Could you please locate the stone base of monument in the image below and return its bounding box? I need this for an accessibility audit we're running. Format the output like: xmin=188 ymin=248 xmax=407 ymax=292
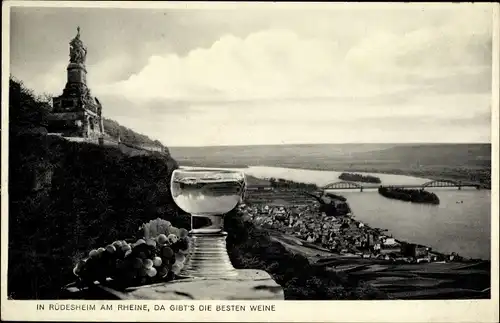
xmin=64 ymin=269 xmax=284 ymax=300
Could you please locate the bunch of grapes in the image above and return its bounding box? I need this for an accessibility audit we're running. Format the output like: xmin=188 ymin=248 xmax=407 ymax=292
xmin=73 ymin=226 xmax=190 ymax=289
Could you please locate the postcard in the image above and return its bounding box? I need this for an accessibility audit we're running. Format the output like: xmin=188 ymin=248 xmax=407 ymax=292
xmin=1 ymin=1 xmax=499 ymax=322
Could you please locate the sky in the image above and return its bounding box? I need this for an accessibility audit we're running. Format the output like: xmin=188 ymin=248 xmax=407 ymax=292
xmin=9 ymin=3 xmax=495 ymax=146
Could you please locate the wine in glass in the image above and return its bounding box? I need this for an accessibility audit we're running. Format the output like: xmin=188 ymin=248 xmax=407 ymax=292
xmin=170 ymin=168 xmax=246 ymax=278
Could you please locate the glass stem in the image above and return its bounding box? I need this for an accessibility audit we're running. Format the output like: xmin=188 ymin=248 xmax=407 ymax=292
xmin=191 ymin=214 xmax=224 ymax=234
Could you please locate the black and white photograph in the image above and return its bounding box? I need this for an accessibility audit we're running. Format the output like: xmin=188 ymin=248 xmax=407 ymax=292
xmin=2 ymin=1 xmax=499 ymax=321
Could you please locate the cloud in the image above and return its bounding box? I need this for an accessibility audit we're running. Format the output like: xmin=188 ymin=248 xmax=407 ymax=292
xmin=10 ymin=5 xmax=493 ymax=146
xmin=19 ymin=61 xmax=68 ymax=95
xmin=344 ymin=27 xmax=491 ymax=83
xmin=102 ymin=29 xmax=342 ymax=101
xmin=110 ymin=89 xmax=490 ymax=147
xmin=17 ymin=53 xmax=138 ymax=98
xmin=102 ymin=15 xmax=491 ymax=104
xmin=13 ymin=5 xmax=492 ymax=105
xmin=88 ymin=54 xmax=137 ymax=85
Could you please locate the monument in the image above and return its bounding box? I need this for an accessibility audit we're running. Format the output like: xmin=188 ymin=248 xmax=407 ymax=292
xmin=48 ymin=27 xmax=104 ymax=139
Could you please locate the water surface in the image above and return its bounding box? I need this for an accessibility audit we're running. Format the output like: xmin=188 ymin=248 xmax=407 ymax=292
xmin=342 ymin=189 xmax=491 ymax=260
xmin=182 ymin=165 xmax=491 ymax=260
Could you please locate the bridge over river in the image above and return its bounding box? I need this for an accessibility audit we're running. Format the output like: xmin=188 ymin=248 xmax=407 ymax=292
xmin=323 ymin=179 xmax=487 ymax=192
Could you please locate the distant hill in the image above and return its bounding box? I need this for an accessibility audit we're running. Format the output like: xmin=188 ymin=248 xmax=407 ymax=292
xmin=350 ymin=144 xmax=491 ymax=186
xmin=170 ymin=143 xmax=491 ymax=186
xmin=170 ymin=144 xmax=398 ymax=169
xmin=351 ymin=144 xmax=491 ymax=168
xmin=171 ymin=143 xmax=491 ymax=169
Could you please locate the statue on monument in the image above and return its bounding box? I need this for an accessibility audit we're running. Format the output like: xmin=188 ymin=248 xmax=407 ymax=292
xmin=69 ymin=26 xmax=87 ymax=64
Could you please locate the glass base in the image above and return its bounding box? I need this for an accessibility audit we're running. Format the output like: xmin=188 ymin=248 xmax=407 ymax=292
xmin=180 ymin=232 xmax=238 ymax=278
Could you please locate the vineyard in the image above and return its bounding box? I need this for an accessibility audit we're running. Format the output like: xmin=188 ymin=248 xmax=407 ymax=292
xmin=245 ymin=189 xmax=318 ymax=206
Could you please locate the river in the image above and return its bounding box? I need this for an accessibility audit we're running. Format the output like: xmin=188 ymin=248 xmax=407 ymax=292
xmin=180 ymin=165 xmax=491 ymax=260
xmin=341 ymin=189 xmax=490 ymax=260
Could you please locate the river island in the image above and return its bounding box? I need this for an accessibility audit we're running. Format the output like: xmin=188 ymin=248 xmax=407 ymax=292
xmin=378 ymin=186 xmax=440 ymax=205
xmin=243 ymin=176 xmax=483 ymax=263
xmin=339 ymin=172 xmax=382 ymax=184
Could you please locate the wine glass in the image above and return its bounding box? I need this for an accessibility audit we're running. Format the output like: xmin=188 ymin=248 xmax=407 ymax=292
xmin=170 ymin=168 xmax=246 ymax=278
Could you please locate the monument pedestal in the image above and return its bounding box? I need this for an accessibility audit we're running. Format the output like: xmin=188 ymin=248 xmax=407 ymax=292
xmin=64 ymin=269 xmax=284 ymax=300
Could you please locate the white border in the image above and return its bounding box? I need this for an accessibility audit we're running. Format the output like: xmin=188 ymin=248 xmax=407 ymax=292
xmin=1 ymin=2 xmax=499 ymax=322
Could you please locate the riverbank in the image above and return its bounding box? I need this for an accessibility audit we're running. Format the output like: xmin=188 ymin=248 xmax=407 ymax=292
xmin=243 ymin=184 xmax=485 ymax=263
xmin=182 ymin=164 xmax=490 ymax=259
xmin=178 ymin=162 xmax=490 ymax=189
xmin=181 ymin=165 xmax=433 ymax=187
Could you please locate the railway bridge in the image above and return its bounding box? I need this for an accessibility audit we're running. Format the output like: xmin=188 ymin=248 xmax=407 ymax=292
xmin=322 ymin=179 xmax=486 ymax=192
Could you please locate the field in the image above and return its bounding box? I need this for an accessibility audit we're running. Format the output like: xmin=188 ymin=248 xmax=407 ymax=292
xmin=170 ymin=143 xmax=491 ymax=186
xmin=245 ymin=189 xmax=317 ymax=206
xmin=266 ymin=229 xmax=491 ymax=300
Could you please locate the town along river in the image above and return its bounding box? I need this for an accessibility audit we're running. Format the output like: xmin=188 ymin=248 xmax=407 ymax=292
xmin=339 ymin=188 xmax=491 ymax=260
xmin=235 ymin=166 xmax=491 ymax=261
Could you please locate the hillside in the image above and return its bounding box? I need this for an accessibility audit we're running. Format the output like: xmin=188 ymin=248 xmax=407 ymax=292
xmin=8 ymin=79 xmax=183 ymax=298
xmin=8 ymin=79 xmax=385 ymax=300
xmin=102 ymin=118 xmax=169 ymax=153
xmin=9 ymin=77 xmax=169 ymax=153
xmin=8 ymin=134 xmax=182 ymax=299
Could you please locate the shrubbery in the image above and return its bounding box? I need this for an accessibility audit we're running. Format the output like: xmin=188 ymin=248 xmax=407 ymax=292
xmin=339 ymin=172 xmax=381 ymax=184
xmin=8 ymin=134 xmax=184 ymax=299
xmin=269 ymin=178 xmax=318 ymax=191
xmin=8 ymin=78 xmax=183 ymax=299
xmin=103 ymin=118 xmax=168 ymax=153
xmin=378 ymin=187 xmax=440 ymax=205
